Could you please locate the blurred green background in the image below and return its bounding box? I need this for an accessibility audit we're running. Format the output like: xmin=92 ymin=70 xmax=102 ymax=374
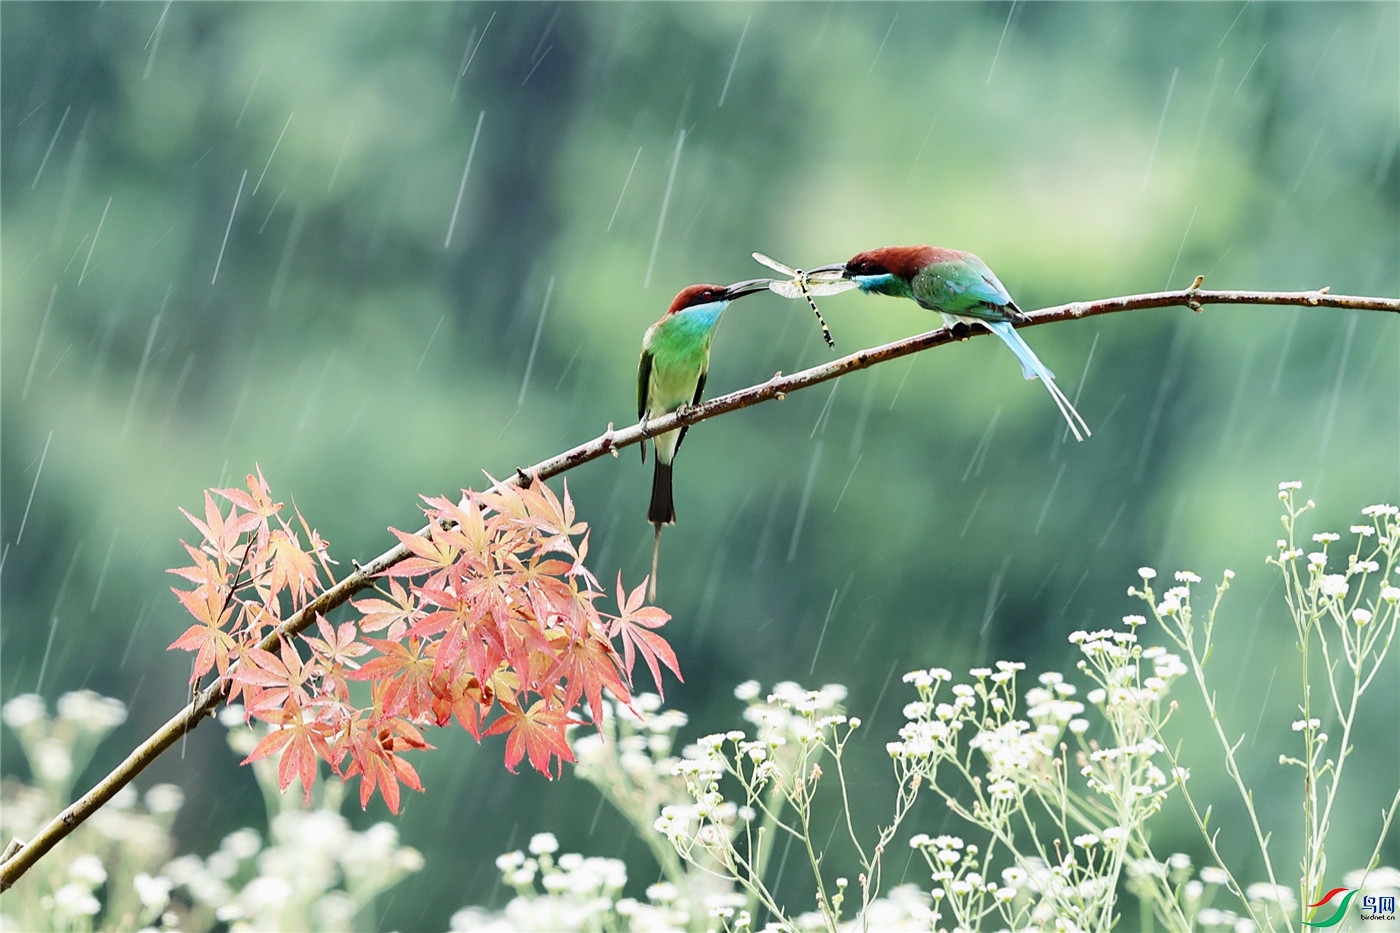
xmin=3 ymin=2 xmax=1397 ymax=928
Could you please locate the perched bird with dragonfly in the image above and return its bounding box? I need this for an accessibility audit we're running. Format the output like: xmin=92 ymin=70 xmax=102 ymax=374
xmin=638 ymin=278 xmax=772 ymax=597
xmin=804 ymin=245 xmax=1091 ymax=440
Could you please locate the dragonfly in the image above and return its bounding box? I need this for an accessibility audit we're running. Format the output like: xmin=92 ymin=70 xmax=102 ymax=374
xmin=751 ymin=252 xmax=854 ymax=350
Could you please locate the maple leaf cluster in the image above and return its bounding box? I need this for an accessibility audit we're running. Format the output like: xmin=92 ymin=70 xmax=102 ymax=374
xmin=168 ymin=469 xmax=679 ymax=813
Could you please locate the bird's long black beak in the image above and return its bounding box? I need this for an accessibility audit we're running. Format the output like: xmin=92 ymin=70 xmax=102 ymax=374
xmin=804 ymin=262 xmax=849 ymax=278
xmin=724 ymin=278 xmax=774 ymax=299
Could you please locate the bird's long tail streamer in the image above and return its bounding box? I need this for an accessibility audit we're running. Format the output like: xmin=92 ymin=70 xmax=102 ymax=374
xmin=985 ymin=320 xmax=1091 ymax=442
xmin=650 ymin=524 xmax=662 ymax=601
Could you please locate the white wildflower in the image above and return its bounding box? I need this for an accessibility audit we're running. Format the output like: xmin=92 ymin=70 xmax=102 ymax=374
xmin=2 ymin=694 xmax=46 ymax=729
xmin=58 ymin=690 xmax=127 ymax=729
xmin=1199 ymin=866 xmax=1230 ymax=885
xmin=242 ymin=875 xmax=294 ymax=914
xmin=145 ymin=783 xmax=184 ymax=815
xmin=1319 ymin=575 xmax=1349 ymax=598
xmin=1245 ymin=882 xmax=1296 ymax=907
xmin=987 ymin=779 xmax=1017 ymax=800
xmin=53 ymin=883 xmax=101 ymax=918
xmin=134 ymin=872 xmax=173 ymax=912
xmin=644 ymin=879 xmax=677 ymax=902
xmin=68 ymin=854 xmax=107 ymax=887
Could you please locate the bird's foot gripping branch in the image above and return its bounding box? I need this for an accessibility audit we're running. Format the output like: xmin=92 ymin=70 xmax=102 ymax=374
xmin=168 ymin=469 xmax=679 ymax=807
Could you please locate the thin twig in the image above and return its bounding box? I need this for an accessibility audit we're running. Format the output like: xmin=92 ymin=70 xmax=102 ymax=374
xmin=2 ymin=283 xmax=1395 ymax=890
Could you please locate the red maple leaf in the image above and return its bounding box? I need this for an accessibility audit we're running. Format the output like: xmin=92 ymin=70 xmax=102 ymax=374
xmin=484 ymin=697 xmax=576 ymax=778
xmin=430 ymin=672 xmax=491 ymax=736
xmin=291 ymin=499 xmax=336 ymax=580
xmin=217 ymin=466 xmax=282 ymax=524
xmin=168 ymin=541 xmax=229 ymax=590
xmin=384 ymin=524 xmax=460 ymax=581
xmin=238 ymin=638 xmax=318 ymax=718
xmin=180 ymin=490 xmax=261 ymax=569
xmin=338 ymin=712 xmax=429 ymax=813
xmin=499 ymin=609 xmax=559 ymax=686
xmin=351 ymin=579 xmax=422 ymax=639
xmin=241 ymin=699 xmax=334 ymax=805
xmin=607 ymin=575 xmax=681 ymax=697
xmin=544 ymin=628 xmax=630 ymax=727
xmin=305 ymin=615 xmax=370 ymax=671
xmin=168 ymin=585 xmax=237 ymax=681
xmin=263 ymin=528 xmax=322 ymax=610
xmin=302 ymin=616 xmax=367 ymax=702
xmin=512 ymin=478 xmax=588 ymax=558
xmin=349 ymin=637 xmax=437 ymax=721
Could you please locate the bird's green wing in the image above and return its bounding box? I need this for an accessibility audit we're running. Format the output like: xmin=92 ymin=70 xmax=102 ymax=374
xmin=637 ymin=349 xmax=652 ymax=421
xmin=913 ymin=256 xmax=1016 ymax=320
xmin=637 ymin=348 xmax=653 ymax=463
xmin=674 ymin=368 xmax=707 ymax=457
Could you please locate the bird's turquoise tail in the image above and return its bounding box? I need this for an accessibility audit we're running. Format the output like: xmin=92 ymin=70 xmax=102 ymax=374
xmin=985 ymin=319 xmax=1052 ymax=381
xmin=985 ymin=320 xmax=1091 ymax=442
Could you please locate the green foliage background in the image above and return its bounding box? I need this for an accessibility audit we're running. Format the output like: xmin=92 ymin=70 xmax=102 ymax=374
xmin=3 ymin=3 xmax=1396 ymax=928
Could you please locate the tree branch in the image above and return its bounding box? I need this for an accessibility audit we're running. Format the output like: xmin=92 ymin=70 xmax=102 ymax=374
xmin=2 ymin=282 xmax=1394 ymax=890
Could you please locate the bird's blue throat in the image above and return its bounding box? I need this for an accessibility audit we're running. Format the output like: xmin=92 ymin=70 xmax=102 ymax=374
xmin=852 ymin=273 xmax=903 ymax=297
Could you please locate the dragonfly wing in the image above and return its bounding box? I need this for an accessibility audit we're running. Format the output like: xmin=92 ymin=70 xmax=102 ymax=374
xmin=752 ymin=252 xmax=797 ymax=276
xmin=768 ymin=280 xmax=805 ymax=299
xmin=802 ymin=280 xmax=857 ymax=296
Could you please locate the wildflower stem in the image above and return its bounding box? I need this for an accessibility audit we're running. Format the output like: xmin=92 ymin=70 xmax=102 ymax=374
xmin=1146 ymin=585 xmax=1288 ymax=930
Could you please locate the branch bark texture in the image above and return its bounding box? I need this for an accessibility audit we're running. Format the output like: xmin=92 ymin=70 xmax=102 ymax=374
xmin=2 ymin=283 xmax=1395 ymax=890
